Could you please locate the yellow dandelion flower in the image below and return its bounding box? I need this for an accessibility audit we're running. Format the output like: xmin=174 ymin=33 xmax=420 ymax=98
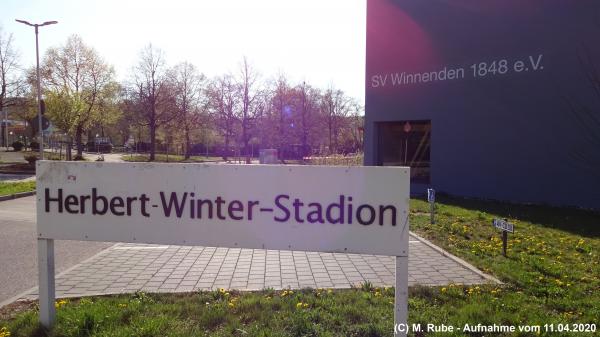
xmin=0 ymin=327 xmax=10 ymax=337
xmin=228 ymin=302 xmax=235 ymax=308
xmin=296 ymin=302 xmax=303 ymax=308
xmin=54 ymin=299 xmax=68 ymax=309
xmin=441 ymin=287 xmax=447 ymax=292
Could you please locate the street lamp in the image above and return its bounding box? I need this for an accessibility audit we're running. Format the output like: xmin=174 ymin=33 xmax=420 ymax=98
xmin=15 ymin=19 xmax=58 ymax=160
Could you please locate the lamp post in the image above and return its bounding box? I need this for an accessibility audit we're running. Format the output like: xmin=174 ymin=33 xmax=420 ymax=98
xmin=15 ymin=19 xmax=57 ymax=160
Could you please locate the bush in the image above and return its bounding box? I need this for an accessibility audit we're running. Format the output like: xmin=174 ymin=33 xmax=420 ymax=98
xmin=24 ymin=154 xmax=38 ymax=166
xmin=30 ymin=141 xmax=39 ymax=151
xmin=11 ymin=141 xmax=24 ymax=151
xmin=74 ymin=154 xmax=85 ymax=161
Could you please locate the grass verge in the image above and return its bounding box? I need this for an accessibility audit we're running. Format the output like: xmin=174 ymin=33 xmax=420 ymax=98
xmin=0 ymin=196 xmax=598 ymax=336
xmin=0 ymin=181 xmax=35 ymax=197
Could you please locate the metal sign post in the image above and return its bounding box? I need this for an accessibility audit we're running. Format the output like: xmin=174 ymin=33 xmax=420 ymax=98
xmin=37 ymin=238 xmax=55 ymax=326
xmin=395 ymin=256 xmax=408 ymax=337
xmin=502 ymin=231 xmax=508 ymax=257
xmin=493 ymin=218 xmax=514 ymax=257
xmin=427 ymin=188 xmax=435 ymax=224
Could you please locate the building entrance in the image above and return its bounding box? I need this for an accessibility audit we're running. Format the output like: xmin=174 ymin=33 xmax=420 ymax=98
xmin=377 ymin=121 xmax=431 ymax=183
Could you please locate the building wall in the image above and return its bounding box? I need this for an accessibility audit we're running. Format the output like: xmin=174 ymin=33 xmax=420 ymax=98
xmin=365 ymin=0 xmax=600 ymax=209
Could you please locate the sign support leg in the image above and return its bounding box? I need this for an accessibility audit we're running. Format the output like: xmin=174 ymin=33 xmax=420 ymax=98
xmin=430 ymin=201 xmax=435 ymax=224
xmin=502 ymin=231 xmax=508 ymax=257
xmin=394 ymin=256 xmax=408 ymax=337
xmin=38 ymin=238 xmax=55 ymax=328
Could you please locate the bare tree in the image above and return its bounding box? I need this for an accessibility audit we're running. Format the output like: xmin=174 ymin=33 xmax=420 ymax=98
xmin=297 ymin=81 xmax=321 ymax=158
xmin=0 ymin=27 xmax=27 ymax=145
xmin=321 ymin=86 xmax=352 ymax=154
xmin=168 ymin=62 xmax=206 ymax=159
xmin=207 ymin=74 xmax=238 ymax=160
xmin=42 ymin=35 xmax=117 ymax=157
xmin=0 ymin=27 xmax=23 ymax=110
xmin=236 ymin=57 xmax=263 ymax=162
xmin=130 ymin=44 xmax=175 ymax=161
xmin=267 ymin=73 xmax=294 ymax=159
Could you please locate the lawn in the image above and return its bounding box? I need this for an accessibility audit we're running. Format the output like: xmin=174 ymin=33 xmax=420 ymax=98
xmin=0 ymin=181 xmax=35 ymax=197
xmin=0 ymin=195 xmax=598 ymax=336
xmin=121 ymin=154 xmax=223 ymax=163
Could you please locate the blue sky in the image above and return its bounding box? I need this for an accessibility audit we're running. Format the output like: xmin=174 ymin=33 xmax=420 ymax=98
xmin=1 ymin=0 xmax=366 ymax=102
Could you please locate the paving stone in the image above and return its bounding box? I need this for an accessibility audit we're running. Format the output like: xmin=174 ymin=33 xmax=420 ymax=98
xmin=18 ymin=236 xmax=496 ymax=301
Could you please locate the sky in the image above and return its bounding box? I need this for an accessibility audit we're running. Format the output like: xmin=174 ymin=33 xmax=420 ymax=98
xmin=1 ymin=0 xmax=366 ymax=103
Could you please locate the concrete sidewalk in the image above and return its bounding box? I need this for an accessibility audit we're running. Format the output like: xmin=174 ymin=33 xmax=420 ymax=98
xmin=14 ymin=234 xmax=497 ymax=301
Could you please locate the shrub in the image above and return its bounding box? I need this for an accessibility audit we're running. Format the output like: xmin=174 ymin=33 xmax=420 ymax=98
xmin=74 ymin=154 xmax=85 ymax=161
xmin=11 ymin=141 xmax=24 ymax=151
xmin=24 ymin=154 xmax=38 ymax=166
xmin=30 ymin=141 xmax=39 ymax=151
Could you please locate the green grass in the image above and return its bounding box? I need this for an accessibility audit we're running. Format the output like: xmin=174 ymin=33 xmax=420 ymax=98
xmin=1 ymin=196 xmax=598 ymax=336
xmin=0 ymin=181 xmax=35 ymax=196
xmin=409 ymin=195 xmax=599 ymax=333
xmin=122 ymin=154 xmax=223 ymax=163
xmin=1 ymin=289 xmax=401 ymax=337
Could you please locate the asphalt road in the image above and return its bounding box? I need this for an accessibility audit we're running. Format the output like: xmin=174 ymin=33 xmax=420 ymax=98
xmin=0 ymin=196 xmax=113 ymax=304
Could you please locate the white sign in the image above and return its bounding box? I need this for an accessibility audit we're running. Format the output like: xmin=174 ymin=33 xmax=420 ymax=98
xmin=493 ymin=218 xmax=514 ymax=233
xmin=35 ymin=161 xmax=410 ymax=332
xmin=427 ymin=188 xmax=435 ymax=203
xmin=37 ymin=162 xmax=410 ymax=256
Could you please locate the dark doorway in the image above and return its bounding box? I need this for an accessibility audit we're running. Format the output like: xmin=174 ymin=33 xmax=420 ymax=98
xmin=377 ymin=120 xmax=431 ymax=183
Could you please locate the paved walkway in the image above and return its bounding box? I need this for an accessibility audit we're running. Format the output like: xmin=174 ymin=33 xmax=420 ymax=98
xmin=17 ymin=234 xmax=497 ymax=301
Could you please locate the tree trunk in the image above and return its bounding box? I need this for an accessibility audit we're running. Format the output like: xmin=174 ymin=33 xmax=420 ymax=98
xmin=279 ymin=98 xmax=284 ymax=160
xmin=184 ymin=126 xmax=191 ymax=160
xmin=149 ymin=120 xmax=156 ymax=161
xmin=328 ymin=118 xmax=333 ymax=155
xmin=75 ymin=125 xmax=84 ymax=158
xmin=223 ymin=132 xmax=229 ymax=161
xmin=301 ymin=88 xmax=308 ymax=159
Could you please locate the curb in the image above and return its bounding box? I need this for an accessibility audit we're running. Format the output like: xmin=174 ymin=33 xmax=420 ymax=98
xmin=0 ymin=243 xmax=119 ymax=309
xmin=409 ymin=231 xmax=503 ymax=285
xmin=0 ymin=191 xmax=36 ymax=202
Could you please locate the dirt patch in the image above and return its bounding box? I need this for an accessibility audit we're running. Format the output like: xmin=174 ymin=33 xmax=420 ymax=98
xmin=0 ymin=299 xmax=37 ymax=321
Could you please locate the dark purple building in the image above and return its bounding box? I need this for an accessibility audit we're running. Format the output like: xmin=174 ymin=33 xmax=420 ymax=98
xmin=364 ymin=0 xmax=600 ymax=209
